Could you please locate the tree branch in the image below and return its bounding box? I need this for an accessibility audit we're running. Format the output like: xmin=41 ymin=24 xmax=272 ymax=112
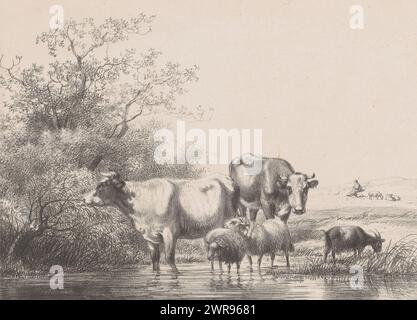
xmin=0 ymin=55 xmax=25 ymax=86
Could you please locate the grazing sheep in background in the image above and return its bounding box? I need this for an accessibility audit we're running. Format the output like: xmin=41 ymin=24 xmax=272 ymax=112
xmin=321 ymin=226 xmax=385 ymax=263
xmin=204 ymin=227 xmax=247 ymax=273
xmin=385 ymin=193 xmax=401 ymax=201
xmin=224 ymin=217 xmax=295 ymax=271
xmin=368 ymin=191 xmax=383 ymax=200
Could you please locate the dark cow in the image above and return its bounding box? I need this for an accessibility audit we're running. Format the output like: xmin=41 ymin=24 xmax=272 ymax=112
xmin=322 ymin=226 xmax=385 ymax=262
xmin=84 ymin=172 xmax=239 ymax=273
xmin=229 ymin=154 xmax=318 ymax=235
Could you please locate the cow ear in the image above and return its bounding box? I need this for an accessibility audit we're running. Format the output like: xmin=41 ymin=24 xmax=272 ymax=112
xmin=308 ymin=180 xmax=319 ymax=188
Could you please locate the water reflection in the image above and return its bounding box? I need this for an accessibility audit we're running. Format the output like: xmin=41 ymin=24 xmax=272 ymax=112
xmin=1 ymin=263 xmax=417 ymax=299
xmin=321 ymin=276 xmax=380 ymax=300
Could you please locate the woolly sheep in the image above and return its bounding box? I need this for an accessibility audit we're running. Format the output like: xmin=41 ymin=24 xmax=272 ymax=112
xmin=224 ymin=217 xmax=294 ymax=270
xmin=204 ymin=225 xmax=248 ymax=273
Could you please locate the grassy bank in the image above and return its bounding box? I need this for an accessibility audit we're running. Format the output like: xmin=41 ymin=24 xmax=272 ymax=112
xmin=270 ymin=237 xmax=417 ymax=276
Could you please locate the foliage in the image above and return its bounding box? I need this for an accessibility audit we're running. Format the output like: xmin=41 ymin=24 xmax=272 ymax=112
xmin=0 ymin=15 xmax=199 ymax=136
xmin=0 ymin=15 xmax=204 ymax=273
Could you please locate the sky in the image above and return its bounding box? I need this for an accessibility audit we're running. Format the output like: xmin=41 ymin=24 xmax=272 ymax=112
xmin=1 ymin=0 xmax=417 ymax=186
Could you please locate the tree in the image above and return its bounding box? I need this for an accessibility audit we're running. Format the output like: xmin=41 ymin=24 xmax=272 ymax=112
xmin=0 ymin=15 xmax=206 ymax=271
xmin=0 ymin=15 xmax=203 ymax=170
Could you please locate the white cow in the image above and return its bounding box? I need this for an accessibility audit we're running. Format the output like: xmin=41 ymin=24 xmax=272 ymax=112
xmin=84 ymin=172 xmax=239 ymax=272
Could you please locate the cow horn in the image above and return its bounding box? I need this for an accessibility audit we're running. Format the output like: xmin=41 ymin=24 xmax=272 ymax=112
xmin=372 ymin=230 xmax=381 ymax=239
xmin=307 ymin=173 xmax=315 ymax=179
xmin=280 ymin=175 xmax=288 ymax=181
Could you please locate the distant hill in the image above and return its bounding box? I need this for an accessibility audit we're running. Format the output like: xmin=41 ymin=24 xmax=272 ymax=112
xmin=319 ymin=177 xmax=417 ymax=195
xmin=309 ymin=177 xmax=417 ymax=210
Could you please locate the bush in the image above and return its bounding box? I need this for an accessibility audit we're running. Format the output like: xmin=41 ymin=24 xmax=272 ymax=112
xmin=0 ymin=122 xmax=203 ymax=273
xmin=22 ymin=206 xmax=149 ymax=271
xmin=176 ymin=239 xmax=206 ymax=263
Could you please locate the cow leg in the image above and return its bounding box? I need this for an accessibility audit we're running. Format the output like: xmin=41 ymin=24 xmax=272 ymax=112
xmin=324 ymin=247 xmax=330 ymax=263
xmin=332 ymin=251 xmax=336 ymax=263
xmin=270 ymin=253 xmax=275 ymax=268
xmin=238 ymin=203 xmax=247 ymax=217
xmin=260 ymin=198 xmax=274 ymax=220
xmin=285 ymin=251 xmax=290 ymax=268
xmin=219 ymin=261 xmax=223 ymax=271
xmin=248 ymin=255 xmax=253 ymax=272
xmin=162 ymin=228 xmax=178 ymax=273
xmin=276 ymin=203 xmax=291 ymax=223
xmin=147 ymin=242 xmax=161 ymax=272
xmin=236 ymin=262 xmax=240 ymax=273
xmin=247 ymin=208 xmax=258 ymax=238
xmin=257 ymin=255 xmax=263 ymax=271
xmin=227 ymin=263 xmax=231 ymax=273
xmin=211 ymin=260 xmax=214 ymax=271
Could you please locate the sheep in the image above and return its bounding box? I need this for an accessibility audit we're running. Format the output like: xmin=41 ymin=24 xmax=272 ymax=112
xmin=321 ymin=226 xmax=385 ymax=262
xmin=385 ymin=193 xmax=401 ymax=201
xmin=204 ymin=226 xmax=248 ymax=273
xmin=368 ymin=191 xmax=383 ymax=200
xmin=224 ymin=217 xmax=295 ymax=271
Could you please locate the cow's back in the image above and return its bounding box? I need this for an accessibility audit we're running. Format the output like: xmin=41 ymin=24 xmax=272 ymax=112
xmin=127 ymin=179 xmax=177 ymax=241
xmin=229 ymin=156 xmax=295 ymax=203
xmin=175 ymin=175 xmax=238 ymax=238
xmin=262 ymin=158 xmax=295 ymax=194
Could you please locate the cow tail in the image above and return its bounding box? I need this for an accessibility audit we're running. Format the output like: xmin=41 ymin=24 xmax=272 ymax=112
xmin=227 ymin=160 xmax=240 ymax=216
xmin=231 ymin=183 xmax=240 ymax=216
xmin=229 ymin=159 xmax=237 ymax=176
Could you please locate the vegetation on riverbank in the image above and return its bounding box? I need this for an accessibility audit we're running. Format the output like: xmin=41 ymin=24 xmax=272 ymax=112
xmin=269 ymin=237 xmax=417 ymax=276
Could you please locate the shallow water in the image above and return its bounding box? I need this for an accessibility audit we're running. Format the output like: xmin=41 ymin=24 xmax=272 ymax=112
xmin=1 ymin=262 xmax=417 ymax=299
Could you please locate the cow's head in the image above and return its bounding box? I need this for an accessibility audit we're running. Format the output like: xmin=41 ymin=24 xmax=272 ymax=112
xmin=370 ymin=231 xmax=385 ymax=253
xmin=278 ymin=172 xmax=319 ymax=215
xmin=84 ymin=171 xmax=126 ymax=207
